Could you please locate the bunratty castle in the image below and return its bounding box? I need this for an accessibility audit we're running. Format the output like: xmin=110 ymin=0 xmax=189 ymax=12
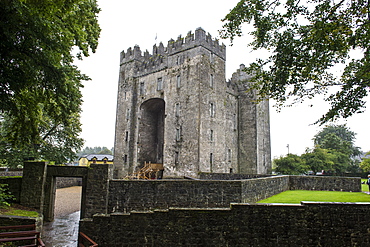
xmin=113 ymin=28 xmax=271 ymax=178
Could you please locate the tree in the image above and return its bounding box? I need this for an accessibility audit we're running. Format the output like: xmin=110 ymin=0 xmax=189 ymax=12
xmin=77 ymin=146 xmax=113 ymax=156
xmin=274 ymin=154 xmax=307 ymax=175
xmin=360 ymin=152 xmax=370 ymax=172
xmin=314 ymin=124 xmax=360 ymax=155
xmin=0 ymin=1 xmax=100 ymax=164
xmin=220 ymin=0 xmax=369 ymax=124
xmin=314 ymin=124 xmax=361 ymax=172
xmin=301 ymin=147 xmax=334 ymax=174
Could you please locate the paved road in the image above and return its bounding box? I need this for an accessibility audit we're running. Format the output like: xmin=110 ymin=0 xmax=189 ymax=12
xmin=42 ymin=186 xmax=82 ymax=247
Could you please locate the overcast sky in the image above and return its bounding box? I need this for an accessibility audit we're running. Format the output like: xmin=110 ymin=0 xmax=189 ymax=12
xmin=74 ymin=0 xmax=369 ymax=158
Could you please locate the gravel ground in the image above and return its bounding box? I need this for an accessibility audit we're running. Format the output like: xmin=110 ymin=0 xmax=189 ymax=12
xmin=53 ymin=186 xmax=82 ymax=217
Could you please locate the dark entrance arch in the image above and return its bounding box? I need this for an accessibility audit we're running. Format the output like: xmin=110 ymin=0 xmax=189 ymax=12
xmin=138 ymin=98 xmax=165 ymax=165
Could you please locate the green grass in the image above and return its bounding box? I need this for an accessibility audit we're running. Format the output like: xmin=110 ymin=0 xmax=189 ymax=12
xmin=1 ymin=208 xmax=39 ymax=217
xmin=257 ymin=190 xmax=370 ymax=204
xmin=0 ymin=205 xmax=39 ymax=217
xmin=361 ymin=179 xmax=369 ymax=192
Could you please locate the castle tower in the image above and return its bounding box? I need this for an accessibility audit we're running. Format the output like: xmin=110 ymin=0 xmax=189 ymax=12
xmin=113 ymin=28 xmax=271 ymax=178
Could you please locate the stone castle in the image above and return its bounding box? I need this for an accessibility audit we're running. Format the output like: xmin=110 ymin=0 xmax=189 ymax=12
xmin=113 ymin=28 xmax=271 ymax=178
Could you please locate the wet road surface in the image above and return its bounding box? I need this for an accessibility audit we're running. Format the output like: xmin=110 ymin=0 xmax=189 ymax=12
xmin=42 ymin=186 xmax=82 ymax=247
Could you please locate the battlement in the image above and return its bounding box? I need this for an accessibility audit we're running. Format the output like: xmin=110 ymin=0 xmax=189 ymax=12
xmin=120 ymin=28 xmax=226 ymax=75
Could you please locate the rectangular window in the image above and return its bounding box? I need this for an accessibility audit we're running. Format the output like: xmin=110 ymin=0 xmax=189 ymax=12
xmin=126 ymin=109 xmax=130 ymax=120
xmin=157 ymin=77 xmax=163 ymax=90
xmin=233 ymin=114 xmax=237 ymax=130
xmin=140 ymin=82 xmax=145 ymax=95
xmin=210 ymin=129 xmax=213 ymax=141
xmin=210 ymin=74 xmax=214 ymax=88
xmin=176 ymin=75 xmax=181 ymax=88
xmin=175 ymin=103 xmax=180 ymax=117
xmin=210 ymin=103 xmax=215 ymax=117
xmin=176 ymin=128 xmax=181 ymax=141
xmin=124 ymin=155 xmax=128 ymax=163
xmin=210 ymin=153 xmax=213 ymax=165
xmin=125 ymin=131 xmax=129 ymax=142
xmin=175 ymin=151 xmax=179 ymax=164
xmin=227 ymin=149 xmax=232 ymax=162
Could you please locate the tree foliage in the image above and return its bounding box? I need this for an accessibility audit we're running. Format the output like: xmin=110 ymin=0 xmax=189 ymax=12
xmin=274 ymin=154 xmax=307 ymax=175
xmin=273 ymin=124 xmax=362 ymax=174
xmin=314 ymin=124 xmax=361 ymax=157
xmin=0 ymin=1 xmax=100 ymax=166
xmin=77 ymin=146 xmax=113 ymax=156
xmin=220 ymin=0 xmax=370 ymax=124
xmin=360 ymin=152 xmax=370 ymax=172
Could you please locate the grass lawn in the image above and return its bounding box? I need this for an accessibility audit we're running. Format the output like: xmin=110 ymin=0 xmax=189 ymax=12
xmin=257 ymin=190 xmax=370 ymax=204
xmin=361 ymin=179 xmax=369 ymax=192
xmin=0 ymin=204 xmax=39 ymax=217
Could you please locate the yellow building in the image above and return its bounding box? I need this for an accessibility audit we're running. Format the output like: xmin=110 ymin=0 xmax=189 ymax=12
xmin=78 ymin=154 xmax=114 ymax=166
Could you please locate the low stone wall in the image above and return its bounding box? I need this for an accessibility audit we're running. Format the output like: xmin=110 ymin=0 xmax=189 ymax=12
xmin=102 ymin=175 xmax=359 ymax=215
xmin=55 ymin=177 xmax=82 ymax=188
xmin=79 ymin=202 xmax=370 ymax=247
xmin=107 ymin=179 xmax=243 ymax=213
xmin=0 ymin=215 xmax=42 ymax=232
xmin=199 ymin=172 xmax=272 ymax=180
xmin=289 ymin=175 xmax=361 ymax=192
xmin=0 ymin=177 xmax=22 ymax=203
xmin=0 ymin=171 xmax=23 ymax=177
xmin=241 ymin=176 xmax=290 ymax=202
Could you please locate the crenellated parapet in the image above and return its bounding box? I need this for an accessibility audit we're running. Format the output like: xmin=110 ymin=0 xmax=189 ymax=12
xmin=120 ymin=28 xmax=226 ymax=76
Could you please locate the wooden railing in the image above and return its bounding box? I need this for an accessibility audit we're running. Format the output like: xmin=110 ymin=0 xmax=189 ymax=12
xmin=0 ymin=224 xmax=45 ymax=247
xmin=79 ymin=232 xmax=98 ymax=247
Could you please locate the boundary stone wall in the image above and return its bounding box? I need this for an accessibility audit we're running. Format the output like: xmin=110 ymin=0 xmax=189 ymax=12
xmin=0 ymin=177 xmax=22 ymax=203
xmin=289 ymin=175 xmax=361 ymax=191
xmin=94 ymin=175 xmax=359 ymax=216
xmin=79 ymin=202 xmax=370 ymax=246
xmin=199 ymin=172 xmax=272 ymax=180
xmin=108 ymin=180 xmax=243 ymax=213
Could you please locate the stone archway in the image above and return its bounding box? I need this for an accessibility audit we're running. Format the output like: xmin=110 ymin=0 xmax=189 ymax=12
xmin=138 ymin=98 xmax=165 ymax=166
xmin=19 ymin=162 xmax=88 ymax=222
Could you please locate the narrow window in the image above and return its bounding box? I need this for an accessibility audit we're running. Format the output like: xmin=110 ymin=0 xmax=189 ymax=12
xmin=126 ymin=109 xmax=130 ymax=120
xmin=176 ymin=128 xmax=181 ymax=141
xmin=210 ymin=52 xmax=214 ymax=63
xmin=176 ymin=75 xmax=181 ymax=88
xmin=157 ymin=77 xmax=163 ymax=90
xmin=124 ymin=92 xmax=127 ymax=100
xmin=175 ymin=151 xmax=179 ymax=164
xmin=125 ymin=131 xmax=129 ymax=142
xmin=175 ymin=103 xmax=180 ymax=117
xmin=233 ymin=114 xmax=237 ymax=130
xmin=124 ymin=155 xmax=128 ymax=163
xmin=210 ymin=129 xmax=214 ymax=141
xmin=210 ymin=153 xmax=213 ymax=165
xmin=210 ymin=74 xmax=214 ymax=88
xmin=227 ymin=149 xmax=232 ymax=162
xmin=140 ymin=82 xmax=145 ymax=95
xmin=210 ymin=103 xmax=215 ymax=117
xmin=176 ymin=56 xmax=180 ymax=65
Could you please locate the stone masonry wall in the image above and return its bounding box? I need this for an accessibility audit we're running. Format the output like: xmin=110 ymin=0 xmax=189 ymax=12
xmin=199 ymin=172 xmax=272 ymax=180
xmin=241 ymin=176 xmax=290 ymax=203
xmin=107 ymin=180 xmax=242 ymax=214
xmin=289 ymin=175 xmax=361 ymax=192
xmin=79 ymin=202 xmax=370 ymax=247
xmin=90 ymin=175 xmax=359 ymax=216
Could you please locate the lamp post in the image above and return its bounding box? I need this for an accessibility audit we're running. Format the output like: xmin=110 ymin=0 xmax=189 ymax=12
xmin=287 ymin=144 xmax=290 ymax=155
